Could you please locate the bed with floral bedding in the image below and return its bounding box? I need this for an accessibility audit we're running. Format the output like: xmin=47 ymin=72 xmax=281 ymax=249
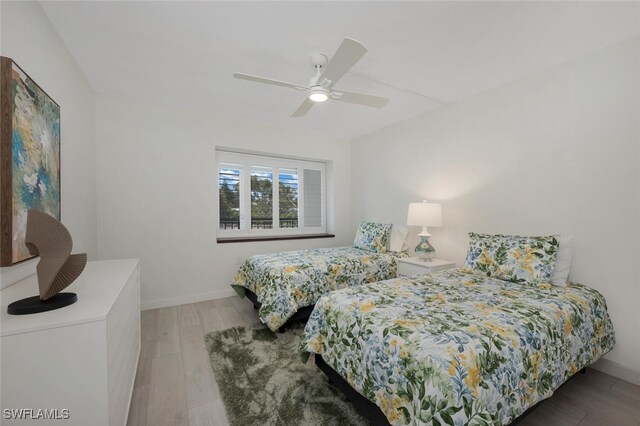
xmin=232 ymin=246 xmax=407 ymax=331
xmin=300 ymin=268 xmax=615 ymax=425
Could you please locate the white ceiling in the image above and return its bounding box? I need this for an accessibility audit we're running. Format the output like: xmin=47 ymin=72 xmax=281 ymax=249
xmin=41 ymin=1 xmax=640 ymax=139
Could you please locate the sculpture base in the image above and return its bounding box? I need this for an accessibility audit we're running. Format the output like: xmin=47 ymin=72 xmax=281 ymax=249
xmin=7 ymin=292 xmax=77 ymax=315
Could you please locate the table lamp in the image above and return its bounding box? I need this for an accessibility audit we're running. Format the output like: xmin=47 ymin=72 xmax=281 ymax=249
xmin=407 ymin=200 xmax=443 ymax=261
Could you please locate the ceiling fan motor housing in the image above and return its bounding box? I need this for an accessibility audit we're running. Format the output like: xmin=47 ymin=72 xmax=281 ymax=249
xmin=309 ymin=53 xmax=330 ymax=88
xmin=309 ymin=53 xmax=328 ymax=70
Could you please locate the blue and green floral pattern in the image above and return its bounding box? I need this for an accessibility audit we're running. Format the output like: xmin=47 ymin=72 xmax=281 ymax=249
xmin=301 ymin=268 xmax=615 ymax=425
xmin=353 ymin=222 xmax=393 ymax=253
xmin=232 ymin=247 xmax=406 ymax=331
xmin=464 ymin=233 xmax=559 ymax=286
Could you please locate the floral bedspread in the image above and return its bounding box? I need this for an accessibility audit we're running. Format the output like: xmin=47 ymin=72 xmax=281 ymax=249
xmin=300 ymin=268 xmax=615 ymax=425
xmin=232 ymin=247 xmax=405 ymax=331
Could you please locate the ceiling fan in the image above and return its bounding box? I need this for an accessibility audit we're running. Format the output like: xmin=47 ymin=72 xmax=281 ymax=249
xmin=233 ymin=38 xmax=390 ymax=117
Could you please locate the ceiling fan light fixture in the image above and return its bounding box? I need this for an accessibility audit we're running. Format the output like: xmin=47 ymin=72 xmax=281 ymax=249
xmin=308 ymin=89 xmax=328 ymax=103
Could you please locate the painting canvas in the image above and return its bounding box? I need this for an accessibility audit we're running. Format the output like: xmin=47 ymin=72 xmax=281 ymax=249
xmin=1 ymin=57 xmax=61 ymax=266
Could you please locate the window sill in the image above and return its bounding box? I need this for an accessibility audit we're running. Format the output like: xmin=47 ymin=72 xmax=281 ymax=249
xmin=217 ymin=233 xmax=335 ymax=244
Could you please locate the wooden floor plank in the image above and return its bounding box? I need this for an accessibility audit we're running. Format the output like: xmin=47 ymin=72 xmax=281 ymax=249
xmin=147 ymin=353 xmax=189 ymax=426
xmin=183 ymin=344 xmax=220 ymax=409
xmin=555 ymin=380 xmax=640 ymax=424
xmin=568 ymin=368 xmax=618 ymax=394
xmin=156 ymin=306 xmax=181 ymax=357
xmin=189 ymin=399 xmax=229 ymax=426
xmin=195 ymin=300 xmax=226 ymax=332
xmin=578 ymin=409 xmax=640 ymax=426
xmin=141 ymin=309 xmax=158 ymax=342
xmin=211 ymin=298 xmax=246 ymax=329
xmin=178 ymin=303 xmax=201 ymax=329
xmin=180 ymin=323 xmax=207 ymax=350
xmin=523 ymin=398 xmax=587 ymax=426
xmin=609 ymin=379 xmax=640 ymax=406
xmin=126 ymin=384 xmax=149 ymax=426
xmin=134 ymin=338 xmax=156 ymax=388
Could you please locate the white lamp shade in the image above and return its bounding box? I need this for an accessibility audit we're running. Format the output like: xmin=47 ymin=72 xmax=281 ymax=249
xmin=407 ymin=201 xmax=443 ymax=227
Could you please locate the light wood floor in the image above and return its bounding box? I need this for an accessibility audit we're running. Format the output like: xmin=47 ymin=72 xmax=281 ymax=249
xmin=127 ymin=296 xmax=640 ymax=426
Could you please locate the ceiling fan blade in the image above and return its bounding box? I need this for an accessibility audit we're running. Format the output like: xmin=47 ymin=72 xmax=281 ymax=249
xmin=319 ymin=38 xmax=367 ymax=88
xmin=291 ymin=98 xmax=314 ymax=117
xmin=331 ymin=89 xmax=389 ymax=108
xmin=233 ymin=73 xmax=307 ymax=91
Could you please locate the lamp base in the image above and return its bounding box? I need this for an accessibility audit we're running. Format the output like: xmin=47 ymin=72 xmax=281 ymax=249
xmin=7 ymin=293 xmax=77 ymax=315
xmin=414 ymin=235 xmax=436 ymax=261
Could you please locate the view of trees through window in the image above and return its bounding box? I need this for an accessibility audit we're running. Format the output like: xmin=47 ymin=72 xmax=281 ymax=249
xmin=219 ymin=165 xmax=299 ymax=230
xmin=219 ymin=166 xmax=240 ymax=230
xmin=250 ymin=167 xmax=273 ymax=229
xmin=278 ymin=169 xmax=298 ymax=228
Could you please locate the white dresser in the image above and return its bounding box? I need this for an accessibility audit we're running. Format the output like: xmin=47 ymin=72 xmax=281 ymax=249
xmin=1 ymin=259 xmax=140 ymax=426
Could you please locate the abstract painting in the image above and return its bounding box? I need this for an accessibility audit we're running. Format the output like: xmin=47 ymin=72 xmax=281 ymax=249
xmin=1 ymin=57 xmax=61 ymax=266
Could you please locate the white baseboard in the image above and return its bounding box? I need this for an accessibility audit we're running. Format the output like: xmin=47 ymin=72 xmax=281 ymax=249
xmin=591 ymin=357 xmax=640 ymax=386
xmin=141 ymin=288 xmax=238 ymax=311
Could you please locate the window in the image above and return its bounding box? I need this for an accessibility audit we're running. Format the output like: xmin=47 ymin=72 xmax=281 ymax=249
xmin=217 ymin=150 xmax=326 ymax=237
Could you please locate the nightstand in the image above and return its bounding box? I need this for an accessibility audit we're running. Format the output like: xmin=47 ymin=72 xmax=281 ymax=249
xmin=397 ymin=257 xmax=456 ymax=277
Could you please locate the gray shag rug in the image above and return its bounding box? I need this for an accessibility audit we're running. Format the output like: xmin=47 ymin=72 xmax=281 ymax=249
xmin=205 ymin=324 xmax=369 ymax=426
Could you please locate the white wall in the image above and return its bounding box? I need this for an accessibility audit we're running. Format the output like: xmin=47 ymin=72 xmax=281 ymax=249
xmin=351 ymin=38 xmax=640 ymax=377
xmin=0 ymin=1 xmax=97 ymax=289
xmin=95 ymin=94 xmax=352 ymax=309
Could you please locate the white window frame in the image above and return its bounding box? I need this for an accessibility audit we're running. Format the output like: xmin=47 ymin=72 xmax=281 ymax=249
xmin=216 ymin=150 xmax=326 ymax=237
